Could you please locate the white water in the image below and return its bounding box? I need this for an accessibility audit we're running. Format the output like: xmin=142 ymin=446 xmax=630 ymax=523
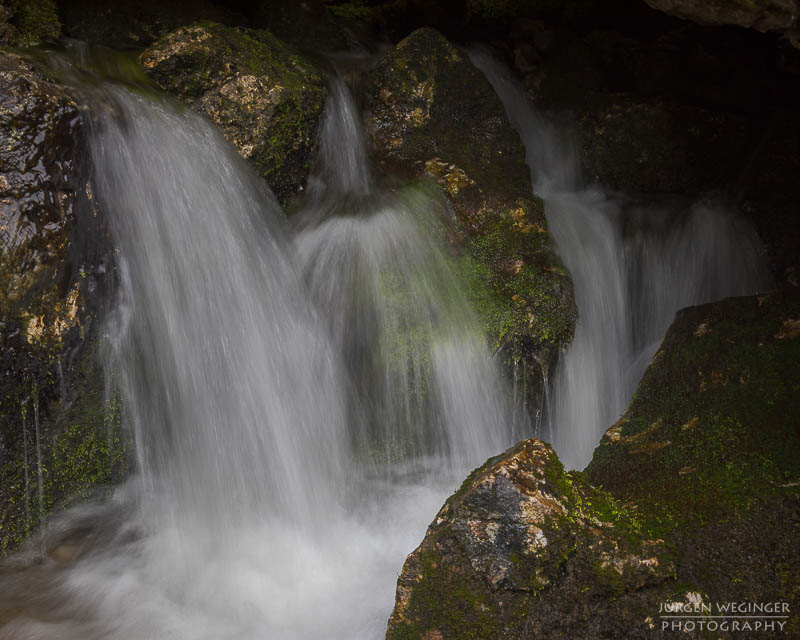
xmin=0 ymin=76 xmax=518 ymax=639
xmin=471 ymin=50 xmax=773 ymax=469
xmin=0 ymin=48 xmax=775 ymax=639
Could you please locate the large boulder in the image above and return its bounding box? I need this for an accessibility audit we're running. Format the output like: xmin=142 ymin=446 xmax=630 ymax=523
xmin=0 ymin=52 xmax=124 ymax=555
xmin=587 ymin=291 xmax=800 ymax=631
xmin=386 ymin=439 xmax=675 ymax=639
xmin=364 ymin=28 xmax=576 ymax=421
xmin=141 ymin=23 xmax=327 ymax=204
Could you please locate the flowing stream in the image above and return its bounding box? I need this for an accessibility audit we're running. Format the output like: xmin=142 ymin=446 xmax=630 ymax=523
xmin=0 ymin=48 xmax=773 ymax=639
xmin=470 ymin=50 xmax=773 ymax=469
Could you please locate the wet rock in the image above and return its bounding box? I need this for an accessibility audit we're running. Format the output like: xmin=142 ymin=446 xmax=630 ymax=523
xmin=141 ymin=22 xmax=327 ymax=204
xmin=643 ymin=0 xmax=799 ymax=35
xmin=387 ymin=439 xmax=675 ymax=639
xmin=0 ymin=52 xmax=124 ymax=555
xmin=588 ymin=291 xmax=800 ymax=635
xmin=0 ymin=0 xmax=60 ymax=47
xmin=365 ymin=27 xmax=576 ymax=421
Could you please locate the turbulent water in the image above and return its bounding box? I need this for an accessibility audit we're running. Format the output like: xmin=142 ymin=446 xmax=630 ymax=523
xmin=0 ymin=73 xmax=519 ymax=639
xmin=471 ymin=50 xmax=773 ymax=469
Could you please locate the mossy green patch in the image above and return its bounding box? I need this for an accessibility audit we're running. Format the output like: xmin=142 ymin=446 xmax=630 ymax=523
xmin=587 ymin=292 xmax=800 ymax=621
xmin=0 ymin=339 xmax=128 ymax=555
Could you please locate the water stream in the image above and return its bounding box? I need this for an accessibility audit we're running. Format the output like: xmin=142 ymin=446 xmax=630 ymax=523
xmin=470 ymin=50 xmax=773 ymax=469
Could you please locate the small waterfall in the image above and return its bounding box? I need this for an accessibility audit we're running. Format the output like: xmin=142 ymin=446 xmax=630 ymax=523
xmin=0 ymin=70 xmax=518 ymax=638
xmin=471 ymin=50 xmax=773 ymax=469
xmin=296 ymin=76 xmax=517 ymax=474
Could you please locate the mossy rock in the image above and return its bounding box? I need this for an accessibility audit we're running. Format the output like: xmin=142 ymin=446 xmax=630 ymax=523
xmin=0 ymin=51 xmax=121 ymax=555
xmin=0 ymin=0 xmax=60 ymax=47
xmin=364 ymin=27 xmax=576 ymax=423
xmin=141 ymin=22 xmax=327 ymax=204
xmin=587 ymin=291 xmax=800 ymax=634
xmin=387 ymin=439 xmax=676 ymax=640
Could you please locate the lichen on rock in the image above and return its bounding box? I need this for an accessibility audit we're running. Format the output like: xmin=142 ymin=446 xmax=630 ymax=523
xmin=387 ymin=439 xmax=675 ymax=640
xmin=140 ymin=22 xmax=327 ymax=204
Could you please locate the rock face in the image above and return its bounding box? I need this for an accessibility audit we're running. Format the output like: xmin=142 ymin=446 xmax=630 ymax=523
xmin=0 ymin=52 xmax=125 ymax=555
xmin=643 ymin=0 xmax=799 ymax=34
xmin=141 ymin=23 xmax=327 ymax=204
xmin=577 ymin=96 xmax=749 ymax=195
xmin=386 ymin=439 xmax=675 ymax=640
xmin=0 ymin=0 xmax=60 ymax=46
xmin=587 ymin=292 xmax=800 ymax=634
xmin=365 ymin=28 xmax=576 ymax=420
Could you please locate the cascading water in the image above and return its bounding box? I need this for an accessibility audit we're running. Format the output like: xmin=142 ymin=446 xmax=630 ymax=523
xmin=296 ymin=77 xmax=516 ymax=474
xmin=470 ymin=50 xmax=773 ymax=469
xmin=0 ymin=70 xmax=519 ymax=639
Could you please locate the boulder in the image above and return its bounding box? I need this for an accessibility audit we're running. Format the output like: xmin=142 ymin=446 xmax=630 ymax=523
xmin=0 ymin=52 xmax=124 ymax=555
xmin=587 ymin=291 xmax=800 ymax=631
xmin=364 ymin=28 xmax=576 ymax=420
xmin=141 ymin=23 xmax=327 ymax=204
xmin=386 ymin=439 xmax=675 ymax=639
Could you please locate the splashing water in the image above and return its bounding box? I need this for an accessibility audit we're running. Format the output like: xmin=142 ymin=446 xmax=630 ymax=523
xmin=470 ymin=50 xmax=773 ymax=469
xmin=0 ymin=73 xmax=519 ymax=639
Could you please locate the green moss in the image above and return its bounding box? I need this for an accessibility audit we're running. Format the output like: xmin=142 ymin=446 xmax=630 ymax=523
xmin=585 ymin=292 xmax=800 ymax=616
xmin=396 ymin=546 xmax=507 ymax=640
xmin=1 ymin=0 xmax=60 ymax=46
xmin=0 ymin=339 xmax=128 ymax=555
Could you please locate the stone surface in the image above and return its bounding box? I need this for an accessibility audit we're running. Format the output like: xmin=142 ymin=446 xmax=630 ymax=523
xmin=141 ymin=22 xmax=327 ymax=204
xmin=0 ymin=0 xmax=60 ymax=47
xmin=588 ymin=291 xmax=800 ymax=636
xmin=643 ymin=0 xmax=799 ymax=34
xmin=364 ymin=27 xmax=576 ymax=421
xmin=387 ymin=439 xmax=675 ymax=639
xmin=0 ymin=52 xmax=124 ymax=555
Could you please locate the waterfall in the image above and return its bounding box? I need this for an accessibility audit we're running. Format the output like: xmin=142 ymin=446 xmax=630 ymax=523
xmin=296 ymin=76 xmax=516 ymax=475
xmin=0 ymin=73 xmax=517 ymax=638
xmin=470 ymin=50 xmax=773 ymax=469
